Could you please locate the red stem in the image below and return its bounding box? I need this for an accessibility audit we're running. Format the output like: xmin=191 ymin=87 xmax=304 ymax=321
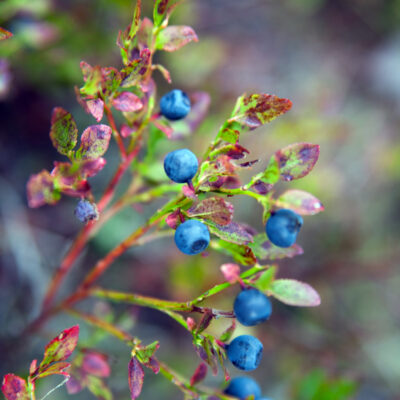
xmin=104 ymin=103 xmax=126 ymax=160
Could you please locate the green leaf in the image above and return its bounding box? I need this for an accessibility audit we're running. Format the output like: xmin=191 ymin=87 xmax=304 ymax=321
xmin=249 ymin=233 xmax=303 ymax=260
xmin=219 ymin=320 xmax=236 ymax=343
xmin=136 ymin=341 xmax=160 ymax=364
xmin=276 ymin=189 xmax=324 ymax=215
xmin=210 ymin=240 xmax=256 ymax=266
xmin=252 ymin=266 xmax=276 ymax=291
xmin=0 ymin=27 xmax=13 ymax=40
xmin=120 ymin=49 xmax=152 ymax=88
xmin=86 ymin=376 xmax=112 ymax=400
xmin=205 ymin=221 xmax=253 ymax=245
xmin=156 ymin=25 xmax=198 ymax=52
xmin=128 ymin=0 xmax=141 ymax=40
xmin=79 ymin=125 xmax=112 ymax=160
xmin=40 ymin=326 xmax=80 ymax=368
xmin=27 ymin=170 xmax=60 ymax=208
xmin=80 ymin=65 xmax=102 ymax=97
xmin=274 ymin=142 xmax=320 ymax=181
xmin=269 ymin=279 xmax=321 ymax=307
xmin=50 ymin=107 xmax=78 ymax=156
xmin=217 ymin=93 xmax=292 ymax=143
xmin=153 ymin=0 xmax=180 ymax=27
xmin=187 ymin=197 xmax=234 ymax=225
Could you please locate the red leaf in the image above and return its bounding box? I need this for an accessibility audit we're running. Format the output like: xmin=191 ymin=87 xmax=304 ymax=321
xmin=0 ymin=27 xmax=13 ymax=41
xmin=220 ymin=263 xmax=240 ymax=284
xmin=188 ymin=197 xmax=234 ymax=226
xmin=128 ymin=357 xmax=144 ymax=400
xmin=36 ymin=362 xmax=71 ymax=379
xmin=190 ymin=362 xmax=207 ymax=386
xmin=86 ymin=98 xmax=104 ymax=122
xmin=82 ymin=351 xmax=110 ymax=377
xmin=182 ymin=184 xmax=197 ymax=199
xmin=1 ymin=374 xmax=29 ymax=400
xmin=40 ymin=325 xmax=79 ymax=368
xmin=275 ymin=143 xmax=320 ymax=181
xmin=112 ymin=92 xmax=143 ymax=112
xmin=143 ymin=357 xmax=160 ymax=374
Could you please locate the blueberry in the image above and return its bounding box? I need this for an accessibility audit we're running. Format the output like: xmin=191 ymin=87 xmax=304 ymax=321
xmin=174 ymin=219 xmax=210 ymax=255
xmin=265 ymin=209 xmax=303 ymax=248
xmin=227 ymin=335 xmax=263 ymax=371
xmin=224 ymin=376 xmax=262 ymax=400
xmin=160 ymin=89 xmax=191 ymax=120
xmin=234 ymin=288 xmax=272 ymax=326
xmin=164 ymin=149 xmax=198 ymax=183
xmin=74 ymin=199 xmax=98 ymax=223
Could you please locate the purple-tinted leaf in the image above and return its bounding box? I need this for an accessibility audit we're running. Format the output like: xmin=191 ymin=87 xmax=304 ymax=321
xmin=36 ymin=362 xmax=71 ymax=379
xmin=80 ymin=61 xmax=92 ymax=82
xmin=249 ymin=234 xmax=303 ymax=260
xmin=188 ymin=197 xmax=234 ymax=226
xmin=196 ymin=310 xmax=214 ymax=334
xmin=50 ymin=107 xmax=78 ymax=155
xmin=86 ymin=99 xmax=104 ymax=122
xmin=209 ymin=144 xmax=249 ymax=161
xmin=40 ymin=325 xmax=79 ymax=368
xmin=143 ymin=357 xmax=160 ymax=374
xmin=86 ymin=375 xmax=112 ymax=400
xmin=1 ymin=374 xmax=29 ymax=400
xmin=190 ymin=363 xmax=207 ymax=386
xmin=80 ymin=125 xmax=112 ymax=160
xmin=276 ymin=189 xmax=324 ymax=215
xmin=275 ymin=143 xmax=320 ymax=181
xmin=128 ymin=357 xmax=144 ymax=400
xmin=27 ymin=170 xmax=60 ymax=208
xmin=252 ymin=180 xmax=273 ymax=195
xmin=0 ymin=28 xmax=13 ymax=40
xmin=269 ymin=279 xmax=321 ymax=307
xmin=213 ymin=240 xmax=256 ymax=266
xmin=101 ymin=67 xmax=122 ymax=96
xmin=51 ymin=163 xmax=91 ymax=197
xmin=82 ymin=351 xmax=110 ymax=378
xmin=220 ymin=263 xmax=240 ymax=284
xmin=80 ymin=158 xmax=107 ymax=178
xmin=153 ymin=0 xmax=180 ymax=27
xmin=182 ymin=184 xmax=197 ymax=199
xmin=121 ymin=49 xmax=152 ymax=88
xmin=239 ymin=159 xmax=259 ymax=168
xmin=206 ymin=221 xmax=254 ymax=245
xmin=219 ymin=320 xmax=236 ymax=342
xmin=112 ymin=92 xmax=143 ymax=112
xmin=120 ymin=124 xmax=137 ymax=138
xmin=156 ymin=25 xmax=198 ymax=52
xmin=66 ymin=375 xmax=83 ymax=394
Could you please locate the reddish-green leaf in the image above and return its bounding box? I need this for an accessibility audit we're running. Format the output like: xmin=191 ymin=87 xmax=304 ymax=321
xmin=121 ymin=49 xmax=152 ymax=88
xmin=270 ymin=279 xmax=321 ymax=307
xmin=0 ymin=28 xmax=13 ymax=40
xmin=40 ymin=325 xmax=79 ymax=368
xmin=209 ymin=143 xmax=249 ymax=161
xmin=219 ymin=320 xmax=236 ymax=343
xmin=82 ymin=351 xmax=110 ymax=377
xmin=86 ymin=99 xmax=104 ymax=122
xmin=190 ymin=363 xmax=207 ymax=386
xmin=36 ymin=362 xmax=71 ymax=379
xmin=1 ymin=375 xmax=29 ymax=400
xmin=153 ymin=0 xmax=180 ymax=27
xmin=206 ymin=221 xmax=253 ymax=245
xmin=156 ymin=25 xmax=198 ymax=52
xmin=249 ymin=234 xmax=303 ymax=260
xmin=136 ymin=341 xmax=159 ymax=364
xmin=220 ymin=263 xmax=240 ymax=284
xmin=128 ymin=357 xmax=144 ymax=400
xmin=188 ymin=197 xmax=234 ymax=226
xmin=80 ymin=125 xmax=112 ymax=160
xmin=275 ymin=143 xmax=320 ymax=181
xmin=27 ymin=170 xmax=60 ymax=208
xmin=50 ymin=107 xmax=78 ymax=155
xmin=212 ymin=240 xmax=256 ymax=266
xmin=276 ymin=189 xmax=324 ymax=215
xmin=112 ymin=92 xmax=143 ymax=112
xmin=80 ymin=65 xmax=102 ymax=97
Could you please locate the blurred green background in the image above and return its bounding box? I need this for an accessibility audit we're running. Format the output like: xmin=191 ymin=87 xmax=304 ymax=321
xmin=1 ymin=0 xmax=400 ymax=399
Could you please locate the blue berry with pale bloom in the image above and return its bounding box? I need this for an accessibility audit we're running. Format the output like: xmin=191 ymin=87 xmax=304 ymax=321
xmin=227 ymin=334 xmax=263 ymax=371
xmin=224 ymin=376 xmax=262 ymax=399
xmin=160 ymin=89 xmax=191 ymax=120
xmin=74 ymin=199 xmax=98 ymax=223
xmin=266 ymin=208 xmax=303 ymax=247
xmin=234 ymin=288 xmax=272 ymax=326
xmin=164 ymin=149 xmax=198 ymax=183
xmin=174 ymin=219 xmax=210 ymax=255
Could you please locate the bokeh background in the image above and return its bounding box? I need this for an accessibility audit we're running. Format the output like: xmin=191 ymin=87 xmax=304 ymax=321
xmin=1 ymin=0 xmax=400 ymax=399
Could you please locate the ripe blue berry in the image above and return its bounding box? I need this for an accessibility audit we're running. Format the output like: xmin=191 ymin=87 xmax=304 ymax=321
xmin=160 ymin=89 xmax=191 ymax=120
xmin=164 ymin=149 xmax=198 ymax=183
xmin=174 ymin=219 xmax=210 ymax=255
xmin=227 ymin=335 xmax=263 ymax=371
xmin=74 ymin=199 xmax=98 ymax=223
xmin=265 ymin=208 xmax=303 ymax=248
xmin=224 ymin=376 xmax=262 ymax=400
xmin=234 ymin=288 xmax=272 ymax=326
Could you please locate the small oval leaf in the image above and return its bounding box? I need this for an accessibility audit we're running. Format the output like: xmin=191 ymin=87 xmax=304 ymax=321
xmin=50 ymin=107 xmax=78 ymax=155
xmin=128 ymin=357 xmax=144 ymax=400
xmin=27 ymin=170 xmax=60 ymax=208
xmin=276 ymin=189 xmax=324 ymax=215
xmin=86 ymin=99 xmax=104 ymax=122
xmin=80 ymin=125 xmax=112 ymax=160
xmin=270 ymin=279 xmax=321 ymax=307
xmin=112 ymin=92 xmax=143 ymax=112
xmin=249 ymin=234 xmax=303 ymax=260
xmin=1 ymin=374 xmax=29 ymax=400
xmin=188 ymin=197 xmax=234 ymax=226
xmin=205 ymin=221 xmax=254 ymax=245
xmin=190 ymin=362 xmax=208 ymax=386
xmin=156 ymin=25 xmax=198 ymax=52
xmin=275 ymin=143 xmax=320 ymax=181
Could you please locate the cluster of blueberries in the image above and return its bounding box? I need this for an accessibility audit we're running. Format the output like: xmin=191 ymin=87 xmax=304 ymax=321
xmin=74 ymin=89 xmax=303 ymax=399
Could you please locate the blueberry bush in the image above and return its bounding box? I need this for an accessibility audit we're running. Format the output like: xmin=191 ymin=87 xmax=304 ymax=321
xmin=2 ymin=1 xmax=328 ymax=399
